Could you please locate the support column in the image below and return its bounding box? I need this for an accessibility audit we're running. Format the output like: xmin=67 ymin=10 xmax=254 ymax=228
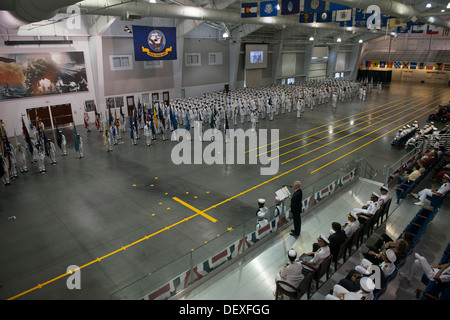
xmin=327 ymin=44 xmax=339 ymax=78
xmin=304 ymin=43 xmax=314 ymax=80
xmin=229 ymin=40 xmax=241 ymax=91
xmin=271 ymin=42 xmax=283 ymax=85
xmin=348 ymin=43 xmax=362 ymax=81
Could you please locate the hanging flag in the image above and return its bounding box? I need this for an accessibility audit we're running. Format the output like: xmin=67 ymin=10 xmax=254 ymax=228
xmin=281 ymin=0 xmax=300 ymax=15
xmin=335 ymin=9 xmax=352 ymax=22
xmin=21 ymin=116 xmax=33 ymax=154
xmin=303 ymin=0 xmax=326 ymax=13
xmin=393 ymin=61 xmax=402 ymax=69
xmin=402 ymin=62 xmax=409 ymax=69
xmin=365 ymin=61 xmax=372 ymax=68
xmin=388 ymin=18 xmax=406 ymax=29
xmin=435 ymin=63 xmax=444 ymax=71
xmin=379 ymin=61 xmax=386 ymax=68
xmin=299 ymin=12 xmax=314 ymax=23
xmin=427 ymin=25 xmax=440 ymax=34
xmin=329 ymin=2 xmax=351 ymax=11
xmin=411 ymin=24 xmax=426 ymax=34
xmin=444 ymin=63 xmax=450 ymax=71
xmin=387 ymin=61 xmax=393 ymax=68
xmin=241 ymin=2 xmax=257 ymax=18
xmin=418 ymin=62 xmax=425 ymax=69
xmin=372 ymin=61 xmax=379 ymax=68
xmin=397 ymin=25 xmax=410 ymax=33
xmin=260 ymin=1 xmax=278 ymax=17
xmin=409 ymin=62 xmax=418 ymax=69
xmin=133 ymin=26 xmax=177 ymax=61
xmin=169 ymin=107 xmax=177 ymax=131
xmin=426 ymin=62 xmax=435 ymax=70
xmin=316 ymin=10 xmax=332 ymax=22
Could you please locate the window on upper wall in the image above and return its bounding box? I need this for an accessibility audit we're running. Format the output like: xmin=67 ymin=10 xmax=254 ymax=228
xmin=185 ymin=53 xmax=201 ymax=66
xmin=208 ymin=52 xmax=223 ymax=65
xmin=109 ymin=55 xmax=133 ymax=71
xmin=144 ymin=60 xmax=163 ymax=69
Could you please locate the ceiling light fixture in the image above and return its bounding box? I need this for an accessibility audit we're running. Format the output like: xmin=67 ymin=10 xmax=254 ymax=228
xmin=426 ymin=3 xmax=432 ymax=8
xmin=309 ymin=36 xmax=314 ymax=41
xmin=337 ymin=37 xmax=342 ymax=42
xmin=359 ymin=39 xmax=363 ymax=43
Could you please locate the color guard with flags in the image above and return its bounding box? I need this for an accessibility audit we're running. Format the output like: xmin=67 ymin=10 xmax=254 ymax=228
xmin=94 ymin=105 xmax=100 ymax=132
xmin=84 ymin=112 xmax=91 ymax=132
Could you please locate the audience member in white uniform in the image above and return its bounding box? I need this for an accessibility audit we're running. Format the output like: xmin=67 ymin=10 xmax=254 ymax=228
xmin=343 ymin=211 xmax=360 ymax=238
xmin=326 ymin=277 xmax=376 ymax=300
xmin=411 ymin=174 xmax=450 ymax=206
xmin=274 ymin=249 xmax=304 ymax=297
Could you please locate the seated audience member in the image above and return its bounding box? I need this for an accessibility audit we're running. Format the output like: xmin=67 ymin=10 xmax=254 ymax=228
xmin=411 ymin=174 xmax=450 ymax=206
xmin=336 ymin=265 xmax=386 ymax=293
xmin=364 ymin=238 xmax=409 ymax=265
xmin=352 ymin=192 xmax=380 ymax=221
xmin=355 ymin=248 xmax=397 ymax=278
xmin=401 ymin=164 xmax=421 ymax=183
xmin=326 ymin=277 xmax=376 ymax=300
xmin=323 ymin=222 xmax=346 ymax=258
xmin=366 ymin=231 xmax=414 ymax=256
xmin=274 ymin=249 xmax=304 ymax=296
xmin=400 ymin=253 xmax=450 ymax=284
xmin=379 ymin=186 xmax=389 ymax=205
xmin=299 ymin=234 xmax=330 ymax=272
xmin=342 ymin=211 xmax=360 ymax=238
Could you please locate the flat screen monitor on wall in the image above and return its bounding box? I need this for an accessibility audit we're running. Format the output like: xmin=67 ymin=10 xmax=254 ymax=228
xmin=245 ymin=44 xmax=268 ymax=69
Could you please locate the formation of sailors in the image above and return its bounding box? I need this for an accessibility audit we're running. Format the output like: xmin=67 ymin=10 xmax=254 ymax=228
xmin=1 ymin=77 xmax=371 ymax=185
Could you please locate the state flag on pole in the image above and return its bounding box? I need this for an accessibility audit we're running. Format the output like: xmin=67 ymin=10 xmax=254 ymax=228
xmin=365 ymin=61 xmax=372 ymax=67
xmin=241 ymin=2 xmax=257 ymax=18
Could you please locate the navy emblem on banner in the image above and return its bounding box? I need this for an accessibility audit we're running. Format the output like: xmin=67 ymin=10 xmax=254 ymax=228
xmin=132 ymin=26 xmax=177 ymax=61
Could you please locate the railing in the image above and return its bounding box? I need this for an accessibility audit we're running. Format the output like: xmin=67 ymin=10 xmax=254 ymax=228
xmin=111 ymin=158 xmax=365 ymax=300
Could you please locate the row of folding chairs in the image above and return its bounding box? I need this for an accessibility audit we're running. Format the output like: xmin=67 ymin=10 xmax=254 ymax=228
xmin=275 ymin=198 xmax=392 ymax=300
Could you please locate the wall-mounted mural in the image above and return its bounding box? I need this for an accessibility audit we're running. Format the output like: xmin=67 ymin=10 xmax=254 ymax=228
xmin=0 ymin=51 xmax=88 ymax=100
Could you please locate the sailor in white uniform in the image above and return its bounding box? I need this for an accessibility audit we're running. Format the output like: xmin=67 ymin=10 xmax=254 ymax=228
xmin=275 ymin=249 xmax=304 ymax=295
xmin=326 ymin=277 xmax=376 ymax=300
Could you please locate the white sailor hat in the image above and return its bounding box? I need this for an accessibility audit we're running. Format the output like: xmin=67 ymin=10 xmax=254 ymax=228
xmin=444 ymin=174 xmax=450 ymax=180
xmin=380 ymin=186 xmax=389 ymax=192
xmin=386 ymin=249 xmax=396 ymax=262
xmin=275 ymin=196 xmax=280 ymax=201
xmin=348 ymin=211 xmax=358 ymax=219
xmin=360 ymin=277 xmax=376 ymax=292
xmin=288 ymin=249 xmax=297 ymax=258
xmin=257 ymin=211 xmax=266 ymax=219
xmin=318 ymin=234 xmax=330 ymax=244
xmin=258 ymin=198 xmax=266 ymax=204
xmin=371 ymin=192 xmax=380 ymax=198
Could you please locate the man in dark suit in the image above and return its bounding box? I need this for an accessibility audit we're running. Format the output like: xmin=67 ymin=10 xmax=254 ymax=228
xmin=328 ymin=222 xmax=347 ymax=258
xmin=290 ymin=181 xmax=302 ymax=237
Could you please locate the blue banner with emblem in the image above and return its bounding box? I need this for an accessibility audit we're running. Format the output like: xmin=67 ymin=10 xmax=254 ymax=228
xmin=132 ymin=26 xmax=177 ymax=61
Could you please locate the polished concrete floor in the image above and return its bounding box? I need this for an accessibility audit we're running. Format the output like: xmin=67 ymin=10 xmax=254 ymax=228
xmin=0 ymin=82 xmax=449 ymax=300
